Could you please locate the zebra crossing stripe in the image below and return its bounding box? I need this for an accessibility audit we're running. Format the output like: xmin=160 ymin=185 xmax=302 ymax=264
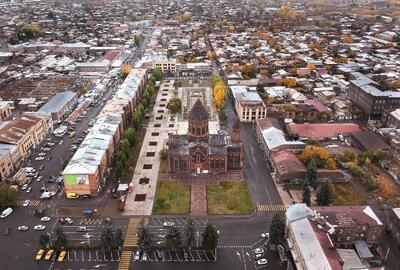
xmin=256 ymin=204 xmax=288 ymax=212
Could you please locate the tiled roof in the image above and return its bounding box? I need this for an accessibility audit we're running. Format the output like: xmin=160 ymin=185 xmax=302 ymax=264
xmin=0 ymin=115 xmax=44 ymax=144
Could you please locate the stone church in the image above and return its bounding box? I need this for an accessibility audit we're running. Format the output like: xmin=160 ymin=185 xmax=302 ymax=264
xmin=167 ymin=98 xmax=242 ymax=174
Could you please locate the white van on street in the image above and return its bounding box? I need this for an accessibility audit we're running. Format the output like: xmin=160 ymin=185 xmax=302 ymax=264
xmin=1 ymin=207 xmax=13 ymax=218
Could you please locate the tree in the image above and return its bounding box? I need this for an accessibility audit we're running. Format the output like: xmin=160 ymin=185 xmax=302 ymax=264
xmin=0 ymin=185 xmax=17 ymax=211
xmin=153 ymin=67 xmax=163 ymax=80
xmin=316 ymin=182 xmax=333 ymax=206
xmin=114 ymin=229 xmax=124 ymax=249
xmin=241 ymin=64 xmax=256 ymax=78
xmin=124 ymin=128 xmax=136 ymax=146
xmin=278 ymin=78 xmax=297 ymax=88
xmin=219 ymin=107 xmax=227 ymax=121
xmin=39 ymin=233 xmax=50 ymax=248
xmin=306 ymin=63 xmax=315 ymax=71
xmin=53 ymin=227 xmax=67 ymax=250
xmin=213 ymin=81 xmax=227 ymax=111
xmin=120 ymin=138 xmax=131 ymax=158
xmin=134 ymin=34 xmax=143 ymax=46
xmin=299 ymin=145 xmax=336 ymax=169
xmin=101 ymin=227 xmax=115 ymax=250
xmin=167 ymin=97 xmax=182 ymax=114
xmin=133 ymin=111 xmax=142 ymax=130
xmin=306 ymin=159 xmax=318 ymax=188
xmin=165 ymin=226 xmax=182 ymax=250
xmin=137 ymin=218 xmax=153 ymax=249
xmin=269 ymin=213 xmax=285 ymax=246
xmin=201 ymin=224 xmax=218 ymax=251
xmin=302 ymin=181 xmax=311 ymax=206
xmin=277 ymin=6 xmax=298 ymax=20
xmin=47 ymin=12 xmax=55 ymax=19
xmin=121 ymin=65 xmax=132 ymax=79
xmin=116 ymin=160 xmax=124 ymax=177
xmin=186 ymin=217 xmax=195 ymax=248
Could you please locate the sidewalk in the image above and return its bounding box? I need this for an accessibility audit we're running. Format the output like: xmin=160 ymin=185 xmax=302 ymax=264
xmin=124 ymin=80 xmax=178 ymax=216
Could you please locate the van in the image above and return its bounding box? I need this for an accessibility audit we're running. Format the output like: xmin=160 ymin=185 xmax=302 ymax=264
xmin=1 ymin=207 xmax=13 ymax=218
xmin=67 ymin=193 xmax=79 ymax=199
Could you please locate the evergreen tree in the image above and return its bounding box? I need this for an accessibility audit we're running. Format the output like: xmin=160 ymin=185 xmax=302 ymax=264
xmin=165 ymin=226 xmax=182 ymax=250
xmin=114 ymin=229 xmax=124 ymax=249
xmin=316 ymin=182 xmax=333 ymax=206
xmin=306 ymin=159 xmax=317 ymax=188
xmin=137 ymin=219 xmax=153 ymax=250
xmin=201 ymin=224 xmax=218 ymax=251
xmin=302 ymin=181 xmax=311 ymax=206
xmin=101 ymin=227 xmax=115 ymax=250
xmin=39 ymin=233 xmax=50 ymax=248
xmin=53 ymin=227 xmax=68 ymax=250
xmin=185 ymin=217 xmax=195 ymax=248
xmin=123 ymin=128 xmax=136 ymax=146
xmin=269 ymin=213 xmax=285 ymax=246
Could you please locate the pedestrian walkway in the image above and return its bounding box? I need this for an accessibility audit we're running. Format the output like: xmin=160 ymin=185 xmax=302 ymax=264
xmin=190 ymin=182 xmax=207 ymax=216
xmin=123 ymin=217 xmax=148 ymax=248
xmin=118 ymin=251 xmax=132 ymax=270
xmin=256 ymin=204 xmax=287 ymax=212
xmin=16 ymin=200 xmax=40 ymax=207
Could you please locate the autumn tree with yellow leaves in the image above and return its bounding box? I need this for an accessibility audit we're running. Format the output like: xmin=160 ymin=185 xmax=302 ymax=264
xmin=299 ymin=145 xmax=337 ymax=169
xmin=212 ymin=75 xmax=227 ymax=111
xmin=121 ymin=65 xmax=132 ymax=79
xmin=278 ymin=78 xmax=297 ymax=88
xmin=277 ymin=6 xmax=299 ymax=20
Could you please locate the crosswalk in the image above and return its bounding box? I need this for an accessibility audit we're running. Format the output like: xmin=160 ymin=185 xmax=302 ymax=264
xmin=16 ymin=200 xmax=40 ymax=207
xmin=123 ymin=217 xmax=148 ymax=248
xmin=257 ymin=204 xmax=288 ymax=212
xmin=117 ymin=251 xmax=132 ymax=270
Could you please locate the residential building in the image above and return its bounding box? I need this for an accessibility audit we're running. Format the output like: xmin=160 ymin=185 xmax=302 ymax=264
xmin=387 ymin=208 xmax=400 ymax=248
xmin=231 ymin=85 xmax=267 ymax=122
xmin=348 ymin=72 xmax=400 ymax=116
xmin=382 ymin=108 xmax=400 ymax=129
xmin=287 ymin=123 xmax=360 ymax=140
xmin=154 ymin=58 xmax=177 ymax=74
xmin=38 ymin=91 xmax=78 ymax=121
xmin=0 ymin=101 xmax=12 ymax=122
xmin=0 ymin=114 xmax=51 ymax=176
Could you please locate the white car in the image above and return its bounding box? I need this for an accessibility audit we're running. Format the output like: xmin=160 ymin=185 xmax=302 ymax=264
xmin=261 ymin=233 xmax=269 ymax=238
xmin=59 ymin=140 xmax=63 ymax=145
xmin=18 ymin=226 xmax=29 ymax=231
xmin=254 ymin=248 xmax=264 ymax=255
xmin=65 ymin=217 xmax=73 ymax=224
xmin=256 ymin=258 xmax=267 ymax=266
xmin=38 ymin=152 xmax=46 ymax=156
xmin=163 ymin=221 xmax=174 ymax=227
xmin=35 ymin=157 xmax=45 ymax=161
xmin=133 ymin=250 xmax=140 ymax=261
xmin=40 ymin=216 xmax=51 ymax=222
xmin=23 ymin=199 xmax=30 ymax=207
xmin=34 ymin=225 xmax=46 ymax=231
xmin=36 ymin=176 xmax=42 ymax=182
xmin=21 ymin=184 xmax=28 ymax=190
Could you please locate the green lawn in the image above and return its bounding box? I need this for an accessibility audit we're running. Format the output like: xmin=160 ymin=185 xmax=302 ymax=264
xmin=152 ymin=181 xmax=190 ymax=215
xmin=207 ymin=181 xmax=254 ymax=215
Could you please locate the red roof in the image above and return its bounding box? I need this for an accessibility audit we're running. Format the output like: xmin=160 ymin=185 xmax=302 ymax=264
xmin=304 ymin=99 xmax=328 ymax=113
xmin=0 ymin=115 xmax=44 ymax=144
xmin=287 ymin=123 xmax=360 ymax=139
xmin=103 ymin=50 xmax=121 ymax=62
xmin=271 ymin=150 xmax=305 ymax=173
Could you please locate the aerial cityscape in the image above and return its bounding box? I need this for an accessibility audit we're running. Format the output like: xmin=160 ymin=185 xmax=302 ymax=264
xmin=0 ymin=0 xmax=400 ymax=269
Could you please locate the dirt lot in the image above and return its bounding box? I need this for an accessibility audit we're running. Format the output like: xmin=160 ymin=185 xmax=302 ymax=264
xmin=0 ymin=76 xmax=91 ymax=101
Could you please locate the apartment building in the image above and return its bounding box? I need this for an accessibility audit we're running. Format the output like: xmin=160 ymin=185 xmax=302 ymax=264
xmin=0 ymin=114 xmax=51 ymax=179
xmin=386 ymin=208 xmax=400 ymax=248
xmin=154 ymin=59 xmax=177 ymax=74
xmin=0 ymin=101 xmax=12 ymax=122
xmin=38 ymin=90 xmax=78 ymax=121
xmin=231 ymin=85 xmax=267 ymax=122
xmin=348 ymin=72 xmax=400 ymax=116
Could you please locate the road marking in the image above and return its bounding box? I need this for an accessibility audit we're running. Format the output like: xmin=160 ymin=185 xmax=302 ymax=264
xmin=118 ymin=251 xmax=132 ymax=270
xmin=241 ymin=248 xmax=248 ymax=270
xmin=79 ymin=218 xmax=103 ymax=225
xmin=256 ymin=204 xmax=287 ymax=212
xmin=123 ymin=217 xmax=147 ymax=248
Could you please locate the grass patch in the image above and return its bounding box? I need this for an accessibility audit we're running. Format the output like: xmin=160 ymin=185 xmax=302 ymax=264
xmin=153 ymin=181 xmax=190 ymax=215
xmin=332 ymin=183 xmax=367 ymax=206
xmin=207 ymin=181 xmax=254 ymax=215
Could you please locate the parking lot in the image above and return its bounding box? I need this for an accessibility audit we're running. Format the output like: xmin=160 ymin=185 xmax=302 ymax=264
xmin=62 ymin=250 xmax=121 ymax=262
xmin=132 ymin=249 xmax=216 ymax=262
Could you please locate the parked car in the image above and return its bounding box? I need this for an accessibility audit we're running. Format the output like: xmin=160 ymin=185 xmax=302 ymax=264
xmin=40 ymin=216 xmax=51 ymax=222
xmin=21 ymin=184 xmax=28 ymax=190
xmin=36 ymin=249 xmax=45 ymax=261
xmin=26 ymin=187 xmax=32 ymax=193
xmin=1 ymin=207 xmax=13 ymax=218
xmin=256 ymin=258 xmax=267 ymax=266
xmin=36 ymin=176 xmax=42 ymax=182
xmin=23 ymin=199 xmax=30 ymax=207
xmin=261 ymin=233 xmax=269 ymax=239
xmin=182 ymin=249 xmax=189 ymax=261
xmin=142 ymin=251 xmax=148 ymax=261
xmin=34 ymin=225 xmax=46 ymax=231
xmin=133 ymin=250 xmax=140 ymax=261
xmin=45 ymin=249 xmax=54 ymax=260
xmin=38 ymin=152 xmax=46 ymax=156
xmin=163 ymin=221 xmax=174 ymax=227
xmin=18 ymin=226 xmax=29 ymax=231
xmin=65 ymin=217 xmax=73 ymax=224
xmin=255 ymin=253 xmax=264 ymax=260
xmin=253 ymin=248 xmax=264 ymax=255
xmin=58 ymin=251 xmax=66 ymax=262
xmin=76 ymin=226 xmax=88 ymax=232
xmin=35 ymin=157 xmax=45 ymax=161
xmin=155 ymin=250 xmax=163 ymax=261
